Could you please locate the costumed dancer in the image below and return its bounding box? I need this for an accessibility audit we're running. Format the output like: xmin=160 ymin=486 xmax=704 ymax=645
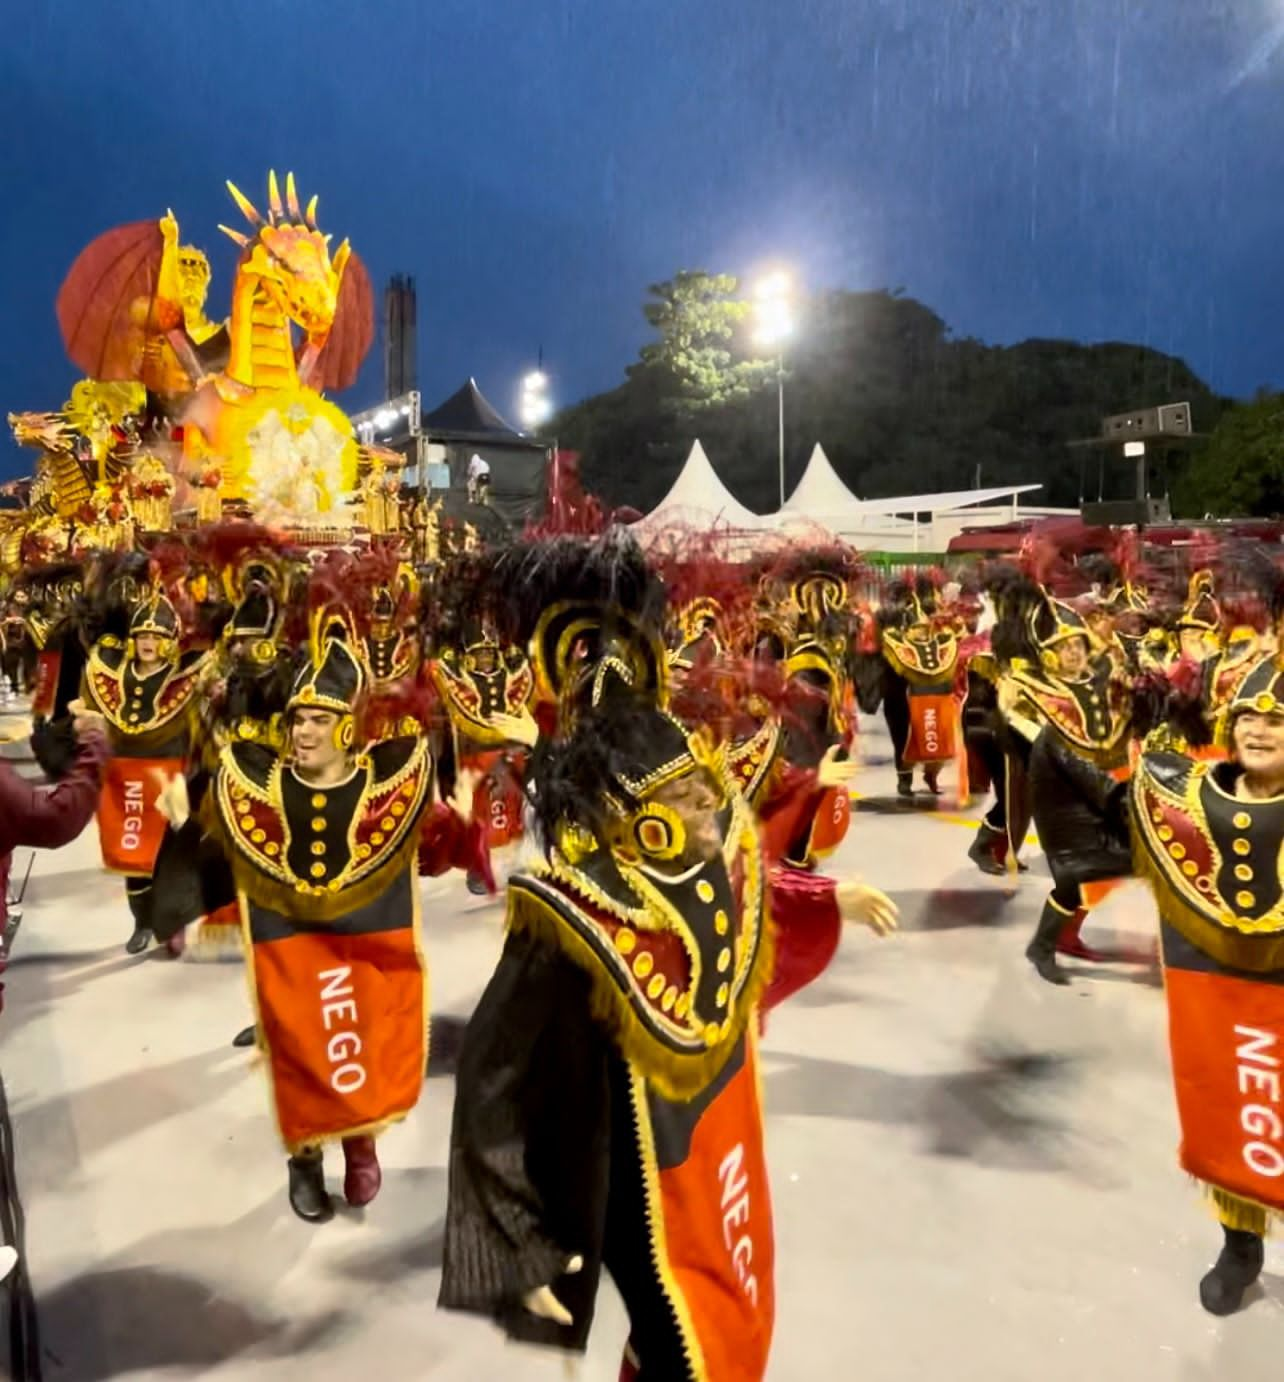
xmin=878 ymin=575 xmax=962 ymax=799
xmin=438 ymin=536 xmax=895 ymax=1380
xmin=0 ymin=597 xmax=34 ymax=700
xmin=1030 ymin=651 xmax=1284 ymax=1314
xmin=80 ymin=583 xmax=208 ymax=954
xmin=1130 ymin=655 xmax=1284 ymax=1314
xmin=431 ymin=582 xmax=536 ymax=893
xmin=963 ymin=566 xmax=1031 ymax=876
xmin=997 ymin=582 xmax=1136 ymax=984
xmin=154 ymin=614 xmax=480 ymax=1222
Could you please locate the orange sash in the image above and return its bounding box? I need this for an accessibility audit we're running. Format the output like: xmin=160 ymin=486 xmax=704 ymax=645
xmin=637 ymin=1036 xmax=775 ymax=1381
xmin=1163 ymin=951 xmax=1284 ymax=1213
xmin=806 ymin=785 xmax=850 ymax=859
xmin=244 ymin=870 xmax=427 ymax=1152
xmin=902 ymin=689 xmax=958 ymax=765
xmin=96 ymin=755 xmax=178 ymax=875
xmin=32 ymin=649 xmax=59 ymax=718
xmin=463 ymin=747 xmax=525 ymax=849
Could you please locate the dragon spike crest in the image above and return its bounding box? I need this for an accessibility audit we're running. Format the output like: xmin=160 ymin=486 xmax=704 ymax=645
xmin=228 ymin=172 xmax=317 ymax=232
xmin=225 ymin=180 xmax=263 ymax=226
xmin=217 ymin=224 xmax=251 ymax=248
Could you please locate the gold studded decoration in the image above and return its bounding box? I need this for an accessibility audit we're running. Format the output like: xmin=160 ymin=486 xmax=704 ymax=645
xmin=633 ymin=952 xmax=654 ymax=979
xmin=615 ymin=929 xmax=636 ymax=955
xmin=696 ymin=880 xmax=715 ymax=903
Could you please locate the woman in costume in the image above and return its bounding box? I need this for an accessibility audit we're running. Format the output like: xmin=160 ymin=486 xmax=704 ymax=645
xmin=438 ymin=538 xmax=896 ymax=1380
xmin=155 ymin=615 xmax=480 ymax=1222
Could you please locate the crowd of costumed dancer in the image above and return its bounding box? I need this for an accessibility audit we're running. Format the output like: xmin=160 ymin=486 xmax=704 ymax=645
xmin=1 ymin=172 xmax=1281 ymax=1372
xmin=11 ymin=509 xmax=1284 ymax=1374
xmin=6 ymin=520 xmax=902 ymax=1381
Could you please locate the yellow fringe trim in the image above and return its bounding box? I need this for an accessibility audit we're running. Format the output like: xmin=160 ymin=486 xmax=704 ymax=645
xmin=1204 ymin=1183 xmax=1272 ymax=1236
xmin=506 ymin=885 xmax=775 ymax=1105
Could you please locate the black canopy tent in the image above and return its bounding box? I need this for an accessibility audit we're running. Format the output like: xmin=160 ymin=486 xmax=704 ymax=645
xmin=421 ymin=379 xmax=547 ymax=526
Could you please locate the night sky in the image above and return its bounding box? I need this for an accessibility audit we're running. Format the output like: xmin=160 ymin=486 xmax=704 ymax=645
xmin=3 ymin=0 xmax=1282 ymax=476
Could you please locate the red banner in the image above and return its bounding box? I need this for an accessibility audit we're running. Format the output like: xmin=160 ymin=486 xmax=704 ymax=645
xmin=96 ymin=756 xmax=179 ymax=874
xmin=462 ymin=748 xmax=525 ymax=849
xmin=902 ymin=691 xmax=958 ymax=765
xmin=1164 ymin=964 xmax=1284 ymax=1214
xmin=646 ymin=1041 xmax=776 ymax=1381
xmin=249 ymin=911 xmax=426 ymax=1152
xmin=32 ymin=650 xmax=60 ymax=718
xmin=807 ymin=785 xmax=850 ymax=858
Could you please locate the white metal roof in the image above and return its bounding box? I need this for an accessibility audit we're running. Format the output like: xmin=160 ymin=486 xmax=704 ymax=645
xmin=844 ymin=484 xmax=1042 ymax=517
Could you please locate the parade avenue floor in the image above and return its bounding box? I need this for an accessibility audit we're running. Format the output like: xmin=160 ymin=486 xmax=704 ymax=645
xmin=4 ymin=715 xmax=1282 ymax=1381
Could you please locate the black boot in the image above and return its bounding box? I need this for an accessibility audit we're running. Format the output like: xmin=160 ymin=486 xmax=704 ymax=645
xmin=287 ymin=1149 xmax=333 ymax=1224
xmin=968 ymin=824 xmax=1007 ymax=876
xmin=924 ymin=764 xmax=942 ymax=796
xmin=1199 ymin=1226 xmax=1264 ymax=1316
xmin=125 ymin=927 xmax=153 ymax=955
xmin=1026 ymin=900 xmax=1071 ymax=986
xmin=896 ymin=772 xmax=914 ymax=799
xmin=232 ymin=1025 xmax=257 ymax=1049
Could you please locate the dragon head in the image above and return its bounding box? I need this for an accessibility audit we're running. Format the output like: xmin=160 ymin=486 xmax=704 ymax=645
xmin=220 ymin=171 xmax=350 ymax=340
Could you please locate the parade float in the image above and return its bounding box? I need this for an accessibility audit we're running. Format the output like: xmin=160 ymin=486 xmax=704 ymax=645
xmin=1 ymin=172 xmax=477 ymax=574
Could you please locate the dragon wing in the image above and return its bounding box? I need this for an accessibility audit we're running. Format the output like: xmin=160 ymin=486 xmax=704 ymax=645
xmin=56 ymin=220 xmax=165 ymax=380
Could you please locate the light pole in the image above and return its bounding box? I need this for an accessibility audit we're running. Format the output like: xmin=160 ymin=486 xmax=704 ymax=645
xmin=753 ymin=271 xmax=794 ymax=508
xmin=520 ymin=369 xmax=553 ymax=432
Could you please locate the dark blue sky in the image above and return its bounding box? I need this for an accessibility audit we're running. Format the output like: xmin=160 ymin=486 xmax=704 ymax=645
xmin=3 ymin=0 xmax=1283 ymax=476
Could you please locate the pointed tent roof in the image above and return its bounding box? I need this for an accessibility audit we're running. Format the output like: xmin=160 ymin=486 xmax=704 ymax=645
xmin=781 ymin=443 xmax=863 ymax=519
xmin=422 ymin=378 xmax=527 ymax=442
xmin=634 ymin=441 xmax=767 ymax=537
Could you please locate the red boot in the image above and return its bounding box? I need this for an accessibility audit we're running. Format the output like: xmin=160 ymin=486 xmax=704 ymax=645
xmin=342 ymin=1135 xmax=382 ymax=1206
xmin=1054 ymin=909 xmax=1108 ymax=963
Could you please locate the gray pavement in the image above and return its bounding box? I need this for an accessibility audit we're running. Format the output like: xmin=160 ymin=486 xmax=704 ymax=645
xmin=3 ymin=716 xmax=1282 ymax=1379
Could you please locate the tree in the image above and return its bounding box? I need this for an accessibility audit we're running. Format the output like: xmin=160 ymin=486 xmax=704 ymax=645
xmin=557 ymin=277 xmax=1229 ymax=521
xmin=630 ymin=271 xmax=772 ymax=410
xmin=1177 ymin=392 xmax=1284 ymax=517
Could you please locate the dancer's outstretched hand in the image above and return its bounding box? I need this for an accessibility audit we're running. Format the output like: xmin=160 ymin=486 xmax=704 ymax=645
xmin=817 ymin=743 xmax=857 ymax=789
xmin=447 ymin=767 xmax=481 ymax=823
xmin=837 ymin=879 xmax=899 ymax=936
xmin=523 ymin=1254 xmax=583 ymax=1327
xmin=151 ymin=769 xmax=190 ymax=828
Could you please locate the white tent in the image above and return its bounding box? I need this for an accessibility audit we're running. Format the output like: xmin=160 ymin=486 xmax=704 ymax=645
xmin=632 ymin=440 xmax=768 ymax=540
xmin=779 ymin=443 xmax=864 ymax=522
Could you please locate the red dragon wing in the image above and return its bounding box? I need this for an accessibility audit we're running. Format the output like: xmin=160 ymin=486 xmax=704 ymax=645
xmin=56 ymin=220 xmax=165 ymax=380
xmin=312 ymin=248 xmax=374 ymax=392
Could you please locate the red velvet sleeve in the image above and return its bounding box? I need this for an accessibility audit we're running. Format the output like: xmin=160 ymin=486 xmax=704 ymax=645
xmin=0 ymin=730 xmax=108 ymax=853
xmin=418 ymin=803 xmax=491 ymax=889
xmin=761 ymin=862 xmax=841 ymax=1016
xmin=755 ymin=761 xmax=824 ymax=867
